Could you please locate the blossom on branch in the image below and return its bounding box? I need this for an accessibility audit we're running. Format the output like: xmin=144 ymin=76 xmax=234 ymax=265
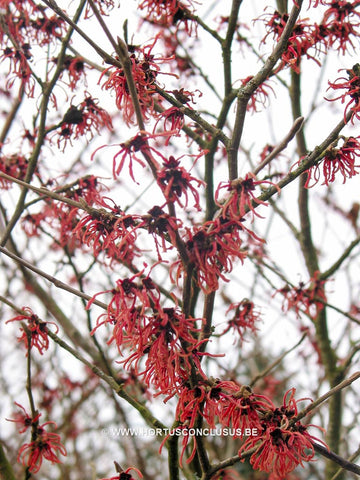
xmin=0 ymin=154 xmax=30 ymax=188
xmin=99 ymin=465 xmax=143 ymax=480
xmin=303 ymin=136 xmax=360 ymax=187
xmin=157 ymin=155 xmax=205 ymax=210
xmin=259 ymin=10 xmax=321 ymax=73
xmin=138 ymin=0 xmax=195 ymax=30
xmin=275 ymin=272 xmax=327 ymax=318
xmin=90 ymin=277 xmax=203 ymax=395
xmin=153 ymin=106 xmax=185 ymax=141
xmin=240 ymin=76 xmax=275 ymax=112
xmin=53 ymin=55 xmax=89 ymax=90
xmin=319 ymin=0 xmax=360 ymax=54
xmin=327 ymin=64 xmax=360 ymax=123
xmin=7 ymin=403 xmax=41 ymax=434
xmin=6 ymin=307 xmax=58 ymax=355
xmin=222 ymin=299 xmax=260 ymax=343
xmin=73 ymin=206 xmax=139 ymax=259
xmin=54 ymin=94 xmax=113 ymax=150
xmin=17 ymin=420 xmax=67 ymax=473
xmin=1 ymin=44 xmax=34 ymax=96
xmin=215 ymin=173 xmax=276 ymax=220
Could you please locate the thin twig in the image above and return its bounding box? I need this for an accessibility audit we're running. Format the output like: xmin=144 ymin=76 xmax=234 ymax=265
xmin=254 ymin=116 xmax=304 ymax=175
xmin=313 ymin=443 xmax=360 ymax=476
xmin=250 ymin=332 xmax=307 ymax=387
xmin=39 ymin=0 xmax=120 ymax=67
xmin=320 ymin=234 xmax=360 ymax=280
xmin=0 ymin=245 xmax=108 ymax=310
xmin=228 ymin=0 xmax=304 ymax=180
xmin=289 ymin=371 xmax=360 ymax=426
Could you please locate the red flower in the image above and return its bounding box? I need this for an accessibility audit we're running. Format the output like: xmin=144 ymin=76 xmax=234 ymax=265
xmin=89 ymin=273 xmax=204 ymax=395
xmin=1 ymin=44 xmax=34 ymax=96
xmin=17 ymin=421 xmax=67 ymax=473
xmin=53 ymin=55 xmax=88 ymax=90
xmin=240 ymin=76 xmax=275 ymax=112
xmin=157 ymin=155 xmax=205 ymax=210
xmin=7 ymin=403 xmax=41 ymax=434
xmin=327 ymin=64 xmax=360 ymax=123
xmin=215 ymin=173 xmax=276 ymax=220
xmin=275 ymin=272 xmax=327 ymax=318
xmin=153 ymin=106 xmax=185 ymax=142
xmin=55 ymin=94 xmax=113 ymax=150
xmin=319 ymin=1 xmax=360 ymax=55
xmin=94 ymin=134 xmax=148 ymax=182
xmin=304 ymin=136 xmax=360 ymax=187
xmin=29 ymin=14 xmax=66 ymax=46
xmin=323 ymin=1 xmax=360 ymax=24
xmin=222 ymin=300 xmax=260 ymax=343
xmin=219 ymin=384 xmax=274 ymax=434
xmin=138 ymin=0 xmax=194 ymax=23
xmin=259 ymin=11 xmax=321 ymax=73
xmin=99 ymin=465 xmax=142 ymax=480
xmin=6 ymin=307 xmax=58 ymax=355
xmin=135 ymin=310 xmax=203 ymax=394
xmin=73 ymin=203 xmax=138 ymax=259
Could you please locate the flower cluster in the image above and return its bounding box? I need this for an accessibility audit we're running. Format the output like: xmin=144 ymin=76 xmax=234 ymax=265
xmin=74 ymin=200 xmax=180 ymax=263
xmin=172 ymin=381 xmax=325 ymax=476
xmin=138 ymin=0 xmax=195 ymax=30
xmin=0 ymin=1 xmax=67 ymax=96
xmin=73 ymin=204 xmax=139 ymax=260
xmin=89 ymin=273 xmax=204 ymax=396
xmin=320 ymin=0 xmax=360 ymax=54
xmin=259 ymin=3 xmax=360 ymax=74
xmin=1 ymin=43 xmax=34 ymax=96
xmin=6 ymin=307 xmax=58 ymax=355
xmin=3 ymin=1 xmax=66 ymax=46
xmin=0 ymin=153 xmax=30 ymax=188
xmin=260 ymin=11 xmax=319 ymax=73
xmin=100 ymin=35 xmax=173 ymax=125
xmin=8 ymin=403 xmax=66 ymax=474
xmin=22 ymin=175 xmax=104 ymax=252
xmin=238 ymin=388 xmax=325 ymax=479
xmin=171 ymin=217 xmax=248 ymax=292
